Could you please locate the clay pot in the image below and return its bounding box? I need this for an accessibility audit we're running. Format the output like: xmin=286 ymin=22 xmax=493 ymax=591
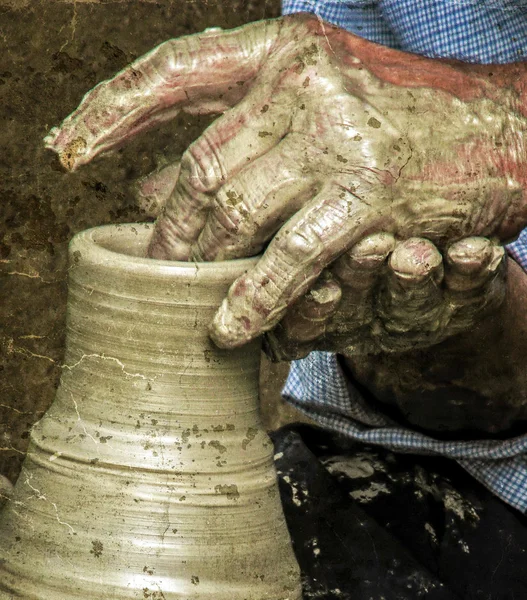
xmin=0 ymin=223 xmax=301 ymax=600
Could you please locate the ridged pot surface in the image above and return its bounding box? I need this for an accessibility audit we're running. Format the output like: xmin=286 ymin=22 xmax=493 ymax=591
xmin=0 ymin=223 xmax=301 ymax=600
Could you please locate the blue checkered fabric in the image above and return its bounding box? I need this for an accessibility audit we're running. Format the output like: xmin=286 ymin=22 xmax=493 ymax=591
xmin=283 ymin=354 xmax=527 ymax=512
xmin=282 ymin=0 xmax=527 ymax=63
xmin=281 ymin=0 xmax=527 ymax=511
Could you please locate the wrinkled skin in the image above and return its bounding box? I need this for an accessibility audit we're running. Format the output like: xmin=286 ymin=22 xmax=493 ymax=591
xmin=266 ymin=235 xmax=506 ymax=359
xmin=44 ymin=14 xmax=527 ymax=352
xmin=132 ymin=167 xmax=507 ymax=359
xmin=345 ymin=258 xmax=527 ymax=434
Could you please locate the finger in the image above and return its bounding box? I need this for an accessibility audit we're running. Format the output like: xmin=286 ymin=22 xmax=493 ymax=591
xmin=444 ymin=237 xmax=505 ymax=292
xmin=444 ymin=238 xmax=506 ymax=331
xmin=209 ymin=186 xmax=378 ymax=348
xmin=263 ymin=275 xmax=342 ymax=362
xmin=378 ymin=238 xmax=444 ymax=335
xmin=43 ymin=20 xmax=283 ymax=170
xmin=135 ymin=160 xmax=180 ymax=218
xmin=147 ymin=100 xmax=294 ymax=260
xmin=332 ymin=232 xmax=395 ymax=289
xmin=324 ymin=233 xmax=395 ymax=341
xmin=266 ymin=234 xmax=394 ymax=359
xmin=191 ymin=141 xmax=319 ymax=261
xmin=279 ymin=275 xmax=343 ymax=343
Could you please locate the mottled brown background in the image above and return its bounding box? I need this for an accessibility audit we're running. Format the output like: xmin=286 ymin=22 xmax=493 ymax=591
xmin=0 ymin=0 xmax=308 ymax=484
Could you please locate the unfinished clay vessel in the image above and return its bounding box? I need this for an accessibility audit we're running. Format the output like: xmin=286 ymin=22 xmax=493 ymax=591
xmin=0 ymin=223 xmax=301 ymax=600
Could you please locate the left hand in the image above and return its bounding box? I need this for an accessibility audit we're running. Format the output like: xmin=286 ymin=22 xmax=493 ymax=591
xmin=264 ymin=235 xmax=506 ymax=360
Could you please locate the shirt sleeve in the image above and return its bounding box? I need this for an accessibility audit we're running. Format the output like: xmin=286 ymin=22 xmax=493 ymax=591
xmin=506 ymin=231 xmax=527 ymax=271
xmin=379 ymin=0 xmax=527 ymax=63
xmin=281 ymin=0 xmax=401 ymax=47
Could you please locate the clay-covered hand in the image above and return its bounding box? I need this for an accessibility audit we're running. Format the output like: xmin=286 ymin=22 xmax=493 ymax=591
xmin=264 ymin=235 xmax=506 ymax=360
xmin=44 ymin=14 xmax=527 ymax=349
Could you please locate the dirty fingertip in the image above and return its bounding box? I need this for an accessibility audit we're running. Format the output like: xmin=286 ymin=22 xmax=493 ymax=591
xmin=390 ymin=238 xmax=442 ymax=280
xmin=447 ymin=237 xmax=492 ymax=273
xmin=209 ymin=299 xmax=257 ymax=349
xmin=43 ymin=127 xmax=60 ymax=146
xmin=351 ymin=232 xmax=395 ymax=260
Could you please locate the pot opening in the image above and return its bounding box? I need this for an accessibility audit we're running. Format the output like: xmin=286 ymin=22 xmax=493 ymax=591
xmin=74 ymin=224 xmax=259 ymax=273
xmin=91 ymin=223 xmax=155 ymax=259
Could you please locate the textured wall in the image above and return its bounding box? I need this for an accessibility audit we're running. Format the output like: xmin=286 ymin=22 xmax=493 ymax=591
xmin=0 ymin=0 xmax=307 ymax=483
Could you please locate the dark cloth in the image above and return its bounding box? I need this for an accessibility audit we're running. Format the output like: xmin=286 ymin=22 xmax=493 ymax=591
xmin=271 ymin=425 xmax=527 ymax=600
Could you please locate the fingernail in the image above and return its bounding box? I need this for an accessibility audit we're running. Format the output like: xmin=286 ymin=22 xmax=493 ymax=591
xmin=350 ymin=232 xmax=395 ymax=260
xmin=390 ymin=238 xmax=442 ymax=282
xmin=447 ymin=237 xmax=492 ymax=273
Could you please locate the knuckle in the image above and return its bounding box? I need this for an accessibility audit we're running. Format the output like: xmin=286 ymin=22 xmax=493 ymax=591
xmin=344 ymin=232 xmax=395 ymax=272
xmin=278 ymin=225 xmax=324 ymax=264
xmin=192 ymin=226 xmax=228 ymax=261
xmin=180 ymin=135 xmax=225 ymax=194
xmin=214 ymin=189 xmax=257 ymax=237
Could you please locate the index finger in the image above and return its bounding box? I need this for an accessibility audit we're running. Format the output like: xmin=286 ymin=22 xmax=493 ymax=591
xmin=209 ymin=185 xmax=380 ymax=348
xmin=44 ymin=19 xmax=283 ymax=170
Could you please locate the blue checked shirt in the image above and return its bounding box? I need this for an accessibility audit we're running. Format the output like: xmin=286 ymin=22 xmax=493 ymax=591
xmin=281 ymin=0 xmax=527 ymax=512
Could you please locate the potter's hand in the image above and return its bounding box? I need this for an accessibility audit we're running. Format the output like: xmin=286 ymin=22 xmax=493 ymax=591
xmin=44 ymin=14 xmax=527 ymax=348
xmin=264 ymin=235 xmax=506 ymax=360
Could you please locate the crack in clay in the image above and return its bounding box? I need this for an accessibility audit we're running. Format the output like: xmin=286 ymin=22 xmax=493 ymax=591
xmin=315 ymin=12 xmax=338 ymax=65
xmin=23 ymin=469 xmax=75 ymax=535
xmin=395 ymin=141 xmax=414 ymax=182
xmin=63 ymin=353 xmax=153 ymax=380
xmin=178 ymin=356 xmax=195 ymax=385
xmin=71 ymin=395 xmax=100 ymax=449
xmin=0 ymin=404 xmax=37 ymax=416
xmin=0 ymin=447 xmax=25 ymax=455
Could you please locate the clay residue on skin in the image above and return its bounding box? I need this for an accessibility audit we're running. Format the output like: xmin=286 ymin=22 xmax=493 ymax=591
xmin=58 ymin=136 xmax=87 ymax=171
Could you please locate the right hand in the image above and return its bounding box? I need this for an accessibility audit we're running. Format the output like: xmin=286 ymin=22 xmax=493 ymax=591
xmin=44 ymin=14 xmax=527 ymax=350
xmin=264 ymin=235 xmax=506 ymax=359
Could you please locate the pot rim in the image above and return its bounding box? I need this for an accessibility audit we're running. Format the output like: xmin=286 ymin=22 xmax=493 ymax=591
xmin=69 ymin=223 xmax=260 ymax=278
